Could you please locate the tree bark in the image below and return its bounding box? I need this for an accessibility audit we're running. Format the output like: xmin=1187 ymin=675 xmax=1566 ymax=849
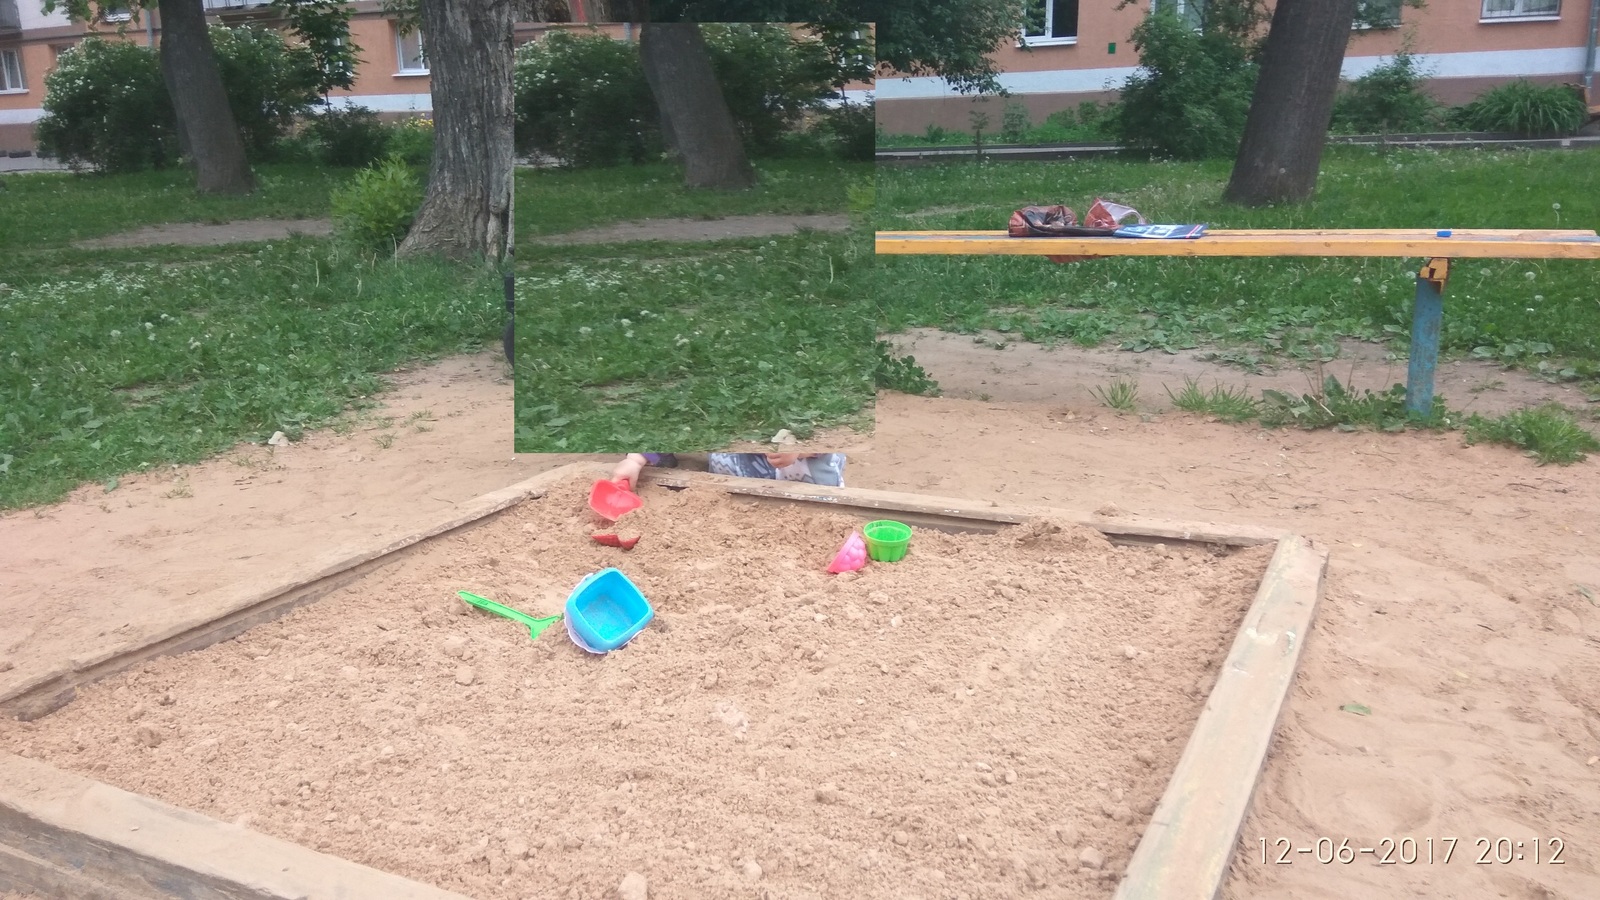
xmin=156 ymin=0 xmax=255 ymax=194
xmin=639 ymin=22 xmax=756 ymax=190
xmin=1222 ymin=0 xmax=1358 ymax=207
xmin=398 ymin=0 xmax=516 ymax=264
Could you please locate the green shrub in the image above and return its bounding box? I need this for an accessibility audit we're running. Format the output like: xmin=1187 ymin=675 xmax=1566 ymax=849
xmin=307 ymin=105 xmax=392 ymax=167
xmin=385 ymin=115 xmax=434 ymax=166
xmin=812 ymin=100 xmax=875 ymax=161
xmin=1112 ymin=8 xmax=1258 ymax=159
xmin=1000 ymin=101 xmax=1031 ymax=143
xmin=35 ymin=39 xmax=178 ymax=173
xmin=1330 ymin=51 xmax=1444 ymax=134
xmin=703 ymin=24 xmax=843 ymax=157
xmin=1450 ymin=80 xmax=1587 ymax=137
xmin=514 ymin=29 xmax=657 ymax=167
xmin=330 ymin=156 xmax=424 ymax=252
xmin=210 ymin=25 xmax=322 ymax=159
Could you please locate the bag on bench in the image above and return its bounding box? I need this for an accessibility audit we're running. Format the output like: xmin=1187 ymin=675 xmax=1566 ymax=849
xmin=1007 ymin=199 xmax=1147 ymax=237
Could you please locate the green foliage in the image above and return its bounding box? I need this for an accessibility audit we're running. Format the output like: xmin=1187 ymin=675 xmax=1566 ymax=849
xmin=384 ymin=115 xmax=435 ymax=166
xmin=330 ymin=156 xmax=424 ymax=252
xmin=1091 ymin=377 xmax=1140 ymax=412
xmin=306 ymin=105 xmax=392 ymax=167
xmin=35 ymin=39 xmax=178 ymax=173
xmin=704 ymin=24 xmax=847 ymax=156
xmin=1112 ymin=7 xmax=1258 ymax=160
xmin=1000 ymin=101 xmax=1030 ymax=143
xmin=1450 ymin=80 xmax=1588 ymax=137
xmin=209 ymin=26 xmax=324 ymax=159
xmin=1166 ymin=378 xmax=1260 ymax=421
xmin=513 ymin=29 xmax=658 ymax=167
xmin=875 ymin=341 xmax=940 ymax=395
xmin=1331 ymin=52 xmax=1444 ymax=135
xmin=1465 ymin=405 xmax=1600 ymax=465
xmin=1259 ymin=376 xmax=1454 ymax=431
xmin=268 ymin=0 xmax=359 ymax=95
xmin=811 ymin=100 xmax=876 ymax=161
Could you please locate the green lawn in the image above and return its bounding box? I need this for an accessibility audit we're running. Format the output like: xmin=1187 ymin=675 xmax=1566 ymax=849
xmin=876 ymin=148 xmax=1600 ymax=386
xmin=1 ymin=158 xmax=877 ymax=507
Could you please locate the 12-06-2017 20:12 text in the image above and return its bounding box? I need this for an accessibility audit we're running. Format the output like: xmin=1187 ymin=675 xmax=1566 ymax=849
xmin=1257 ymin=837 xmax=1566 ymax=865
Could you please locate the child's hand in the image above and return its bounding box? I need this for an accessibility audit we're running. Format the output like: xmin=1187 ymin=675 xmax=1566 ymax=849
xmin=765 ymin=453 xmax=800 ymax=468
xmin=612 ymin=454 xmax=647 ymax=490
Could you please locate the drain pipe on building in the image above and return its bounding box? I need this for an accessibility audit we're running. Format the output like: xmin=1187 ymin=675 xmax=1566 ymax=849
xmin=1588 ymin=0 xmax=1600 ymax=106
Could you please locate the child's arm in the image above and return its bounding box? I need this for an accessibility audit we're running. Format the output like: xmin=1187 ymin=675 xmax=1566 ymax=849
xmin=612 ymin=453 xmax=670 ymax=489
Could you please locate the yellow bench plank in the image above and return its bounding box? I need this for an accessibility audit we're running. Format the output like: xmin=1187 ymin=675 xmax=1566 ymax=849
xmin=875 ymin=229 xmax=1600 ymax=260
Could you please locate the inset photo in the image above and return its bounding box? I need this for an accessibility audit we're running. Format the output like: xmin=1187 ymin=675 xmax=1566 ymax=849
xmin=509 ymin=22 xmax=877 ymax=454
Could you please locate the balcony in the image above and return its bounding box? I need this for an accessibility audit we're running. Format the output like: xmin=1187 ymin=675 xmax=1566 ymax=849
xmin=201 ymin=0 xmax=274 ymax=10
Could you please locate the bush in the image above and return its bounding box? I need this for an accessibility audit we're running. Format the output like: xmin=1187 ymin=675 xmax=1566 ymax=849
xmin=1000 ymin=101 xmax=1031 ymax=143
xmin=1112 ymin=9 xmax=1258 ymax=159
xmin=514 ymin=29 xmax=657 ymax=167
xmin=35 ymin=39 xmax=178 ymax=173
xmin=703 ymin=24 xmax=841 ymax=157
xmin=812 ymin=100 xmax=875 ymax=161
xmin=385 ymin=115 xmax=434 ymax=166
xmin=1331 ymin=51 xmax=1443 ymax=134
xmin=1450 ymin=80 xmax=1588 ymax=137
xmin=330 ymin=156 xmax=423 ymax=252
xmin=210 ymin=25 xmax=322 ymax=159
xmin=306 ymin=105 xmax=392 ymax=167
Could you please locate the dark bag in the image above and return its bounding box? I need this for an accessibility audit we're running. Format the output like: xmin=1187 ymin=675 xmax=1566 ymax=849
xmin=1007 ymin=205 xmax=1118 ymax=238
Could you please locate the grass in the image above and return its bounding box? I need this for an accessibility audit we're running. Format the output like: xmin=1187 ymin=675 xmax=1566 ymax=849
xmin=1090 ymin=377 xmax=1140 ymax=412
xmin=2 ymin=155 xmax=876 ymax=506
xmin=1465 ymin=404 xmax=1600 ymax=465
xmin=1166 ymin=378 xmax=1260 ymax=422
xmin=876 ymin=147 xmax=1600 ymax=388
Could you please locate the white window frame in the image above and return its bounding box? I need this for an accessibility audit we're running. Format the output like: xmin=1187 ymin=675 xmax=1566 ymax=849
xmin=395 ymin=27 xmax=428 ymax=75
xmin=1019 ymin=0 xmax=1080 ymax=48
xmin=103 ymin=5 xmax=132 ymax=22
xmin=1153 ymin=0 xmax=1205 ymax=29
xmin=0 ymin=49 xmax=25 ymax=93
xmin=1353 ymin=0 xmax=1404 ymax=30
xmin=1480 ymin=0 xmax=1561 ymax=22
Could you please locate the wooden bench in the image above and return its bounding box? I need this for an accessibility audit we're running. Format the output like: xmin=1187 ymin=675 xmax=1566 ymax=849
xmin=875 ymin=229 xmax=1600 ymax=415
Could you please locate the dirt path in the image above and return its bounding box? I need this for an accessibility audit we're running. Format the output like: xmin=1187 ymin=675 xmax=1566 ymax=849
xmin=4 ymin=349 xmax=1599 ymax=899
xmin=66 ymin=213 xmax=851 ymax=251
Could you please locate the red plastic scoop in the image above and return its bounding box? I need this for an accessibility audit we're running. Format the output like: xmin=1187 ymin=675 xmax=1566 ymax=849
xmin=592 ymin=533 xmax=640 ymax=550
xmin=589 ymin=478 xmax=643 ymax=522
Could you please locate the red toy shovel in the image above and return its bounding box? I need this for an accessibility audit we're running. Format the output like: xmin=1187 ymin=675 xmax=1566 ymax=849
xmin=592 ymin=533 xmax=640 ymax=551
xmin=589 ymin=478 xmax=643 ymax=522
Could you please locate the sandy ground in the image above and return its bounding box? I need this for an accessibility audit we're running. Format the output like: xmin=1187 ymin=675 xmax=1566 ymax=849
xmin=62 ymin=211 xmax=848 ymax=251
xmin=3 ymin=342 xmax=1599 ymax=899
xmin=2 ymin=475 xmax=1269 ymax=900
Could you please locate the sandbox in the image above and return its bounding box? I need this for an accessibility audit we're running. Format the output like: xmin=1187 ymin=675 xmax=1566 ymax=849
xmin=0 ymin=465 xmax=1325 ymax=900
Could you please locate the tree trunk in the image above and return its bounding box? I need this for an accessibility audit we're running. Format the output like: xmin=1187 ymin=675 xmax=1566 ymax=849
xmin=639 ymin=22 xmax=756 ymax=190
xmin=156 ymin=0 xmax=255 ymax=194
xmin=398 ymin=0 xmax=516 ymax=264
xmin=1222 ymin=0 xmax=1358 ymax=207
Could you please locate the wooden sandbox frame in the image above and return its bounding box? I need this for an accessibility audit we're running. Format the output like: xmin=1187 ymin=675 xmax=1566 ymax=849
xmin=0 ymin=462 xmax=1327 ymax=900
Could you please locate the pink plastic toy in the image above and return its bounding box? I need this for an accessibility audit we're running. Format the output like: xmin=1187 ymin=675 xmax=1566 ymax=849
xmin=589 ymin=478 xmax=643 ymax=522
xmin=827 ymin=532 xmax=868 ymax=574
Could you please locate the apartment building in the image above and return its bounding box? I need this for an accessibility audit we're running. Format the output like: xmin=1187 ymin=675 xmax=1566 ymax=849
xmin=877 ymin=0 xmax=1600 ymax=134
xmin=0 ymin=2 xmax=870 ymax=154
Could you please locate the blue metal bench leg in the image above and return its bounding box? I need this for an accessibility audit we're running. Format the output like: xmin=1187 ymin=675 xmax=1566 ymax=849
xmin=1404 ymin=257 xmax=1449 ymax=417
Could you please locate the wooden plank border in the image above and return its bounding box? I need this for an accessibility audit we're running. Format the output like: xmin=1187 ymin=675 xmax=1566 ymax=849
xmin=0 ymin=465 xmax=1327 ymax=900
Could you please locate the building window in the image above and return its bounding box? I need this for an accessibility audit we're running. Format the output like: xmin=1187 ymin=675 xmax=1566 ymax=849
xmin=103 ymin=5 xmax=133 ymax=22
xmin=1 ymin=49 xmax=24 ymax=92
xmin=1354 ymin=0 xmax=1403 ymax=28
xmin=1021 ymin=0 xmax=1079 ymax=46
xmin=1481 ymin=0 xmax=1561 ymax=20
xmin=396 ymin=27 xmax=427 ymax=74
xmin=1154 ymin=0 xmax=1205 ymax=29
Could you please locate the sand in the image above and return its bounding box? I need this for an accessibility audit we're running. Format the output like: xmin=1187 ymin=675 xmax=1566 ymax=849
xmin=0 ymin=473 xmax=1269 ymax=900
xmin=4 ymin=341 xmax=1599 ymax=899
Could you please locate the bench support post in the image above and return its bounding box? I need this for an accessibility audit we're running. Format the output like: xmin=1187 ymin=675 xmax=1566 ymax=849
xmin=1405 ymin=257 xmax=1449 ymax=417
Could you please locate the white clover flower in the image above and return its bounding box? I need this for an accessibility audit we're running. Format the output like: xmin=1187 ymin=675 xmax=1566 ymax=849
xmin=714 ymin=274 xmax=725 ymax=282
xmin=1352 ymin=276 xmax=1362 ymax=285
xmin=1525 ymin=271 xmax=1536 ymax=280
xmin=1534 ymin=294 xmax=1544 ymax=302
xmin=676 ymin=336 xmax=690 ymax=347
xmin=147 ymin=333 xmax=155 ymax=341
xmin=1552 ymin=202 xmax=1561 ymax=211
xmin=1526 ymin=307 xmax=1536 ymax=313
xmin=620 ymin=318 xmax=631 ymax=326
xmin=579 ymin=326 xmax=592 ymax=336
xmin=144 ymin=322 xmax=154 ymax=329
xmin=624 ymin=330 xmax=634 ymax=338
xmin=110 ymin=329 xmax=121 ymax=338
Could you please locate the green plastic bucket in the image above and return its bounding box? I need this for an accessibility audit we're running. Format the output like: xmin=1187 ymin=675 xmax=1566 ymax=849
xmin=862 ymin=520 xmax=912 ymax=562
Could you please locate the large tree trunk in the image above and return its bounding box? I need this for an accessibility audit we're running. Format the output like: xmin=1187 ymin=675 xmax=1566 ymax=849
xmin=398 ymin=0 xmax=516 ymax=264
xmin=639 ymin=22 xmax=756 ymax=190
xmin=156 ymin=0 xmax=255 ymax=194
xmin=1222 ymin=0 xmax=1358 ymax=207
